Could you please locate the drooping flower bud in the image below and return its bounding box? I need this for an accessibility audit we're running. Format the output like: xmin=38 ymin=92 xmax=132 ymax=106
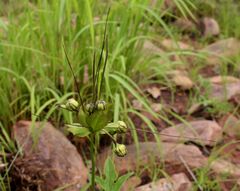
xmin=65 ymin=98 xmax=79 ymax=111
xmin=95 ymin=100 xmax=107 ymax=111
xmin=114 ymin=143 xmax=127 ymax=157
xmin=117 ymin=121 xmax=127 ymax=133
xmin=85 ymin=103 xmax=95 ymax=115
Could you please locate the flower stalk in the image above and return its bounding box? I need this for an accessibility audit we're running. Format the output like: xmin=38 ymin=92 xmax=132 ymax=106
xmin=90 ymin=133 xmax=96 ymax=191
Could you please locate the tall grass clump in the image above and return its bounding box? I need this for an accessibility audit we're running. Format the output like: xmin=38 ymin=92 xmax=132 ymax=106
xmin=0 ymin=0 xmax=197 ymax=129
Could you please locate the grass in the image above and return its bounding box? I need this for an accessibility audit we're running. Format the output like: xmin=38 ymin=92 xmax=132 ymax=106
xmin=1 ymin=0 xmax=240 ymax=190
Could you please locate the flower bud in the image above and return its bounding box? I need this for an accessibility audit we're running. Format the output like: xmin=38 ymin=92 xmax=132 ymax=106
xmin=95 ymin=100 xmax=106 ymax=111
xmin=114 ymin=143 xmax=127 ymax=157
xmin=85 ymin=103 xmax=95 ymax=115
xmin=66 ymin=98 xmax=79 ymax=111
xmin=117 ymin=121 xmax=127 ymax=133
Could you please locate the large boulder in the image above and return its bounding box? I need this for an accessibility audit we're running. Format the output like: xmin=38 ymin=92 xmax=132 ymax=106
xmin=12 ymin=121 xmax=88 ymax=191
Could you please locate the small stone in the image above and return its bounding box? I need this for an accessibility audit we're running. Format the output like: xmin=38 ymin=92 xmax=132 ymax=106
xmin=143 ymin=40 xmax=164 ymax=56
xmin=146 ymin=86 xmax=161 ymax=99
xmin=211 ymin=159 xmax=240 ymax=178
xmin=132 ymin=99 xmax=143 ymax=110
xmin=208 ymin=76 xmax=240 ymax=101
xmin=188 ymin=103 xmax=202 ymax=115
xmin=135 ymin=173 xmax=192 ymax=191
xmin=121 ymin=176 xmax=141 ymax=191
xmin=174 ymin=18 xmax=196 ymax=33
xmin=219 ymin=114 xmax=240 ymax=138
xmin=210 ymin=76 xmax=240 ymax=84
xmin=160 ymin=39 xmax=193 ymax=51
xmin=151 ymin=103 xmax=163 ymax=113
xmin=201 ymin=38 xmax=240 ymax=65
xmin=160 ymin=120 xmax=222 ymax=146
xmin=0 ymin=17 xmax=8 ymax=38
xmin=171 ymin=74 xmax=194 ymax=90
xmin=200 ymin=17 xmax=220 ymax=37
xmin=168 ymin=70 xmax=194 ymax=90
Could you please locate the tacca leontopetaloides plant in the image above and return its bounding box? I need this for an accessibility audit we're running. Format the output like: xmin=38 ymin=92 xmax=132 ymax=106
xmin=60 ymin=10 xmax=128 ymax=191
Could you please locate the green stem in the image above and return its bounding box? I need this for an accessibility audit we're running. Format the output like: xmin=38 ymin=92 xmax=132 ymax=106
xmin=90 ymin=133 xmax=96 ymax=191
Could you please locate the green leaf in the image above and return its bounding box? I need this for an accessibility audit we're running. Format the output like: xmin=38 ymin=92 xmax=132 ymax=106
xmin=78 ymin=109 xmax=89 ymax=128
xmin=95 ymin=176 xmax=107 ymax=190
xmin=104 ymin=157 xmax=117 ymax=190
xmin=67 ymin=125 xmax=90 ymax=137
xmin=86 ymin=110 xmax=112 ymax=132
xmin=101 ymin=122 xmax=119 ymax=135
xmin=113 ymin=172 xmax=133 ymax=191
xmin=96 ymin=157 xmax=133 ymax=191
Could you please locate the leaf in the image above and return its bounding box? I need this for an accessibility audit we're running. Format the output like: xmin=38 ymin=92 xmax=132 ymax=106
xmin=113 ymin=172 xmax=133 ymax=191
xmin=102 ymin=122 xmax=119 ymax=134
xmin=86 ymin=110 xmax=112 ymax=132
xmin=95 ymin=176 xmax=107 ymax=190
xmin=78 ymin=109 xmax=89 ymax=128
xmin=67 ymin=125 xmax=90 ymax=137
xmin=79 ymin=183 xmax=91 ymax=191
xmin=96 ymin=157 xmax=133 ymax=191
xmin=104 ymin=157 xmax=117 ymax=190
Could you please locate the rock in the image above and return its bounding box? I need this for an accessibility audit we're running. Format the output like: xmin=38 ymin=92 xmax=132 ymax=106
xmin=160 ymin=120 xmax=222 ymax=146
xmin=83 ymin=64 xmax=89 ymax=84
xmin=208 ymin=76 xmax=240 ymax=101
xmin=146 ymin=86 xmax=161 ymax=99
xmin=12 ymin=121 xmax=88 ymax=191
xmin=171 ymin=75 xmax=194 ymax=90
xmin=210 ymin=76 xmax=240 ymax=84
xmin=0 ymin=157 xmax=7 ymax=172
xmin=174 ymin=18 xmax=196 ymax=33
xmin=121 ymin=176 xmax=141 ymax=191
xmin=200 ymin=17 xmax=220 ymax=37
xmin=150 ymin=0 xmax=175 ymax=10
xmin=168 ymin=70 xmax=194 ymax=90
xmin=0 ymin=17 xmax=8 ymax=37
xmin=201 ymin=38 xmax=240 ymax=65
xmin=143 ymin=40 xmax=164 ymax=56
xmin=211 ymin=159 xmax=240 ymax=178
xmin=71 ymin=13 xmax=77 ymax=29
xmin=135 ymin=173 xmax=192 ymax=191
xmin=187 ymin=103 xmax=202 ymax=115
xmin=97 ymin=142 xmax=207 ymax=175
xmin=151 ymin=103 xmax=163 ymax=113
xmin=210 ymin=83 xmax=240 ymax=101
xmin=160 ymin=39 xmax=193 ymax=51
xmin=132 ymin=99 xmax=143 ymax=110
xmin=218 ymin=114 xmax=240 ymax=138
xmin=163 ymin=0 xmax=175 ymax=9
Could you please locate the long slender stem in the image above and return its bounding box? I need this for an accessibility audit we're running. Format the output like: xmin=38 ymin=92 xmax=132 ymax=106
xmin=90 ymin=133 xmax=96 ymax=191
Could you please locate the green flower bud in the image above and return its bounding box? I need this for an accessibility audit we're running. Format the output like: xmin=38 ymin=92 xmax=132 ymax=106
xmin=85 ymin=103 xmax=95 ymax=115
xmin=66 ymin=98 xmax=79 ymax=111
xmin=117 ymin=121 xmax=127 ymax=133
xmin=114 ymin=143 xmax=127 ymax=157
xmin=95 ymin=100 xmax=106 ymax=111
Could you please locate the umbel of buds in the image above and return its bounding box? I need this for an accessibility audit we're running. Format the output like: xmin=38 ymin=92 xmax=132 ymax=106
xmin=85 ymin=103 xmax=95 ymax=115
xmin=62 ymin=98 xmax=79 ymax=111
xmin=114 ymin=143 xmax=127 ymax=157
xmin=60 ymin=98 xmax=128 ymax=158
xmin=96 ymin=100 xmax=107 ymax=111
xmin=116 ymin=121 xmax=127 ymax=133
